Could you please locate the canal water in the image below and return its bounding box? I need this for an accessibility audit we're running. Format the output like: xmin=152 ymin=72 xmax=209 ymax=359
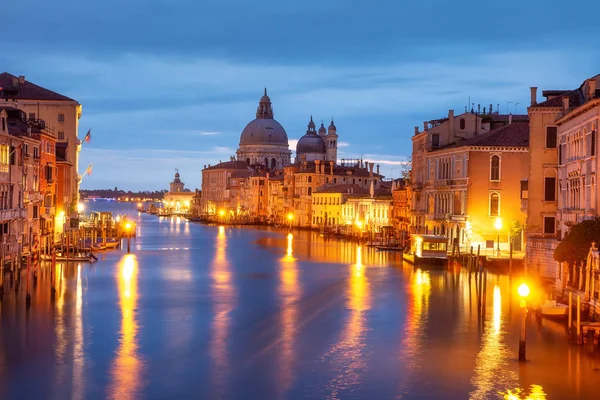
xmin=0 ymin=201 xmax=599 ymax=399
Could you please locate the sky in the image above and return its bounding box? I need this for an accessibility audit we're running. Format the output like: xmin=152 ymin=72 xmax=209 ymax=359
xmin=1 ymin=0 xmax=598 ymax=191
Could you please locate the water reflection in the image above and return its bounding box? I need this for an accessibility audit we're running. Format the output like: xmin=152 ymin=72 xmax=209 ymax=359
xmin=109 ymin=254 xmax=141 ymax=400
xmin=502 ymin=384 xmax=547 ymax=399
xmin=326 ymin=246 xmax=371 ymax=397
xmin=277 ymin=233 xmax=301 ymax=397
xmin=72 ymin=264 xmax=85 ymax=399
xmin=210 ymin=226 xmax=236 ymax=398
xmin=397 ymin=268 xmax=431 ymax=395
xmin=470 ymin=284 xmax=518 ymax=399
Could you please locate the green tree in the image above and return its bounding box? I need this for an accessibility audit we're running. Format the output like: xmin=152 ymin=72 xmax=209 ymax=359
xmin=554 ymin=218 xmax=600 ymax=264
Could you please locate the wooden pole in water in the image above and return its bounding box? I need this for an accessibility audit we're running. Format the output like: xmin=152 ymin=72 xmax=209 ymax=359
xmin=25 ymin=255 xmax=31 ymax=308
xmin=568 ymin=291 xmax=573 ymax=338
xmin=482 ymin=269 xmax=488 ymax=313
xmin=51 ymin=249 xmax=56 ymax=299
xmin=509 ymin=242 xmax=513 ymax=278
xmin=475 ymin=245 xmax=480 ymax=274
xmin=577 ymin=295 xmax=581 ymax=345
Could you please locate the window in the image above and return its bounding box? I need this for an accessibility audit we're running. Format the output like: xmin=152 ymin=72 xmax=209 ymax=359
xmin=543 ymin=216 xmax=556 ymax=235
xmin=592 ymin=129 xmax=597 ymax=157
xmin=1 ymin=117 xmax=5 ymax=131
xmin=546 ymin=127 xmax=557 ymax=148
xmin=33 ymin=205 xmax=38 ymax=219
xmin=28 ymin=112 xmax=36 ymax=121
xmin=58 ymin=131 xmax=65 ymax=140
xmin=459 ymin=119 xmax=466 ymax=130
xmin=33 ymin=146 xmax=39 ymax=159
xmin=520 ymin=181 xmax=529 ymax=199
xmin=490 ymin=192 xmax=499 ymax=216
xmin=544 ymin=177 xmax=556 ymax=202
xmin=58 ymin=113 xmax=65 ymax=123
xmin=558 ymin=143 xmax=563 ymax=164
xmin=431 ymin=134 xmax=440 ymax=148
xmin=490 ymin=155 xmax=500 ymax=181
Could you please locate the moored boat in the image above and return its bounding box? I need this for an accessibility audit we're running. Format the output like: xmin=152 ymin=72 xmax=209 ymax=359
xmin=376 ymin=245 xmax=404 ymax=252
xmin=540 ymin=300 xmax=568 ymax=319
xmin=41 ymin=254 xmax=97 ymax=262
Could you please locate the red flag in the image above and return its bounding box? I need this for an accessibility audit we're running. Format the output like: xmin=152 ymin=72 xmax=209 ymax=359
xmin=85 ymin=163 xmax=92 ymax=176
xmin=84 ymin=129 xmax=91 ymax=143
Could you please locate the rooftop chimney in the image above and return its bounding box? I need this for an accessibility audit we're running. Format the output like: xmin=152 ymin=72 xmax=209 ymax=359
xmin=414 ymin=126 xmax=419 ymax=135
xmin=12 ymin=78 xmax=18 ymax=86
xmin=423 ymin=121 xmax=428 ymax=131
xmin=376 ymin=164 xmax=380 ymax=175
xmin=330 ymin=161 xmax=334 ymax=175
xmin=530 ymin=87 xmax=538 ymax=106
xmin=369 ymin=162 xmax=374 ymax=177
xmin=562 ymin=96 xmax=569 ymax=111
xmin=448 ymin=110 xmax=454 ymax=137
xmin=18 ymin=75 xmax=25 ymax=85
xmin=508 ymin=114 xmax=513 ymax=124
xmin=589 ymin=79 xmax=597 ymax=99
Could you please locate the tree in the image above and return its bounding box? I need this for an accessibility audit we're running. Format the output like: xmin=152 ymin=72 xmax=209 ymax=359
xmin=554 ymin=218 xmax=600 ymax=264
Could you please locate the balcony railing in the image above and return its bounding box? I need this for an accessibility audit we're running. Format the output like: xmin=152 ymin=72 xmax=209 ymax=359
xmin=0 ymin=208 xmax=26 ymax=220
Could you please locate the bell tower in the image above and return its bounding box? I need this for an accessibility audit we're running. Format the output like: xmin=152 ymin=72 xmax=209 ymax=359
xmin=326 ymin=119 xmax=338 ymax=163
xmin=170 ymin=169 xmax=185 ymax=193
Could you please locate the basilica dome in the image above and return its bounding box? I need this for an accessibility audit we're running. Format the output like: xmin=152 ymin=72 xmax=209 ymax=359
xmin=296 ymin=116 xmax=326 ymax=155
xmin=239 ymin=118 xmax=289 ymax=146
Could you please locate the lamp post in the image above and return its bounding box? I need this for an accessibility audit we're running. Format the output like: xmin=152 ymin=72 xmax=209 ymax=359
xmin=518 ymin=282 xmax=530 ymax=361
xmin=125 ymin=222 xmax=132 ymax=253
xmin=494 ymin=217 xmax=502 ymax=257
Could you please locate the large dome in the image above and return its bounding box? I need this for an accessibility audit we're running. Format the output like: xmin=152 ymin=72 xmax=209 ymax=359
xmin=239 ymin=118 xmax=289 ymax=146
xmin=296 ymin=133 xmax=326 ymax=154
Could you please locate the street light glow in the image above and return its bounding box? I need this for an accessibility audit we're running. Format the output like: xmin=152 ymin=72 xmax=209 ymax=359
xmin=287 ymin=213 xmax=294 ymax=221
xmin=125 ymin=222 xmax=132 ymax=230
xmin=77 ymin=202 xmax=84 ymax=212
xmin=517 ymin=282 xmax=530 ymax=298
xmin=494 ymin=217 xmax=502 ymax=230
xmin=219 ymin=209 xmax=225 ymax=217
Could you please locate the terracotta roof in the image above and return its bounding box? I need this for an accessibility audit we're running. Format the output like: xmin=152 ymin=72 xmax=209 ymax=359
xmin=0 ymin=72 xmax=76 ymax=102
xmin=434 ymin=121 xmax=529 ymax=150
xmin=203 ymin=160 xmax=248 ymax=170
xmin=231 ymin=170 xmax=250 ymax=178
xmin=486 ymin=114 xmax=528 ymax=123
xmin=293 ymin=161 xmax=383 ymax=178
xmin=532 ymin=89 xmax=583 ymax=108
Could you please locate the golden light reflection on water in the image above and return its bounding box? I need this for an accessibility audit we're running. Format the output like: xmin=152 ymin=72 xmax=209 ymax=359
xmin=277 ymin=233 xmax=301 ymax=396
xmin=501 ymin=385 xmax=547 ymax=399
xmin=109 ymin=254 xmax=141 ymax=400
xmin=326 ymin=246 xmax=371 ymax=398
xmin=470 ymin=284 xmax=518 ymax=400
xmin=72 ymin=264 xmax=85 ymax=400
xmin=397 ymin=268 xmax=431 ymax=394
xmin=210 ymin=225 xmax=236 ymax=397
xmin=54 ymin=263 xmax=67 ymax=363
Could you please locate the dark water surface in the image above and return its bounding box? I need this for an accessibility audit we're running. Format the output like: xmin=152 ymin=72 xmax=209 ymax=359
xmin=1 ymin=201 xmax=599 ymax=399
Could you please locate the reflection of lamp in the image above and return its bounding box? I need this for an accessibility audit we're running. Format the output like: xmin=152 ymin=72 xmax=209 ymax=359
xmin=517 ymin=282 xmax=530 ymax=362
xmin=494 ymin=217 xmax=502 ymax=256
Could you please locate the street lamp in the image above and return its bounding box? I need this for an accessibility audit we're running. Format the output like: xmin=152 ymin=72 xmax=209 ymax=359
xmin=125 ymin=222 xmax=132 ymax=253
xmin=517 ymin=282 xmax=530 ymax=361
xmin=77 ymin=202 xmax=84 ymax=213
xmin=287 ymin=213 xmax=294 ymax=230
xmin=494 ymin=217 xmax=502 ymax=256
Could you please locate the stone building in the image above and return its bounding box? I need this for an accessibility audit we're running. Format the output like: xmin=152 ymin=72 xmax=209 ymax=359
xmin=201 ymin=160 xmax=250 ymax=215
xmin=411 ymin=108 xmax=529 ymax=253
xmin=295 ymin=116 xmax=338 ymax=163
xmin=163 ymin=170 xmax=195 ymax=214
xmin=391 ymin=178 xmax=411 ymax=240
xmin=236 ymin=89 xmax=291 ymax=170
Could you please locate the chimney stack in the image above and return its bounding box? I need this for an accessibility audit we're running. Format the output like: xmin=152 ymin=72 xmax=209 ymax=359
xmin=423 ymin=121 xmax=428 ymax=131
xmin=448 ymin=110 xmax=454 ymax=137
xmin=12 ymin=78 xmax=18 ymax=86
xmin=376 ymin=164 xmax=380 ymax=175
xmin=369 ymin=162 xmax=374 ymax=177
xmin=329 ymin=161 xmax=334 ymax=175
xmin=562 ymin=96 xmax=570 ymax=111
xmin=18 ymin=75 xmax=25 ymax=85
xmin=414 ymin=126 xmax=419 ymax=135
xmin=589 ymin=79 xmax=597 ymax=99
xmin=315 ymin=159 xmax=321 ymax=174
xmin=530 ymin=87 xmax=537 ymax=106
xmin=508 ymin=114 xmax=513 ymax=124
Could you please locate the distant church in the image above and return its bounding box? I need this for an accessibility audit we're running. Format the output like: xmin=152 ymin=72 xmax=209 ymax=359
xmin=235 ymin=89 xmax=339 ymax=167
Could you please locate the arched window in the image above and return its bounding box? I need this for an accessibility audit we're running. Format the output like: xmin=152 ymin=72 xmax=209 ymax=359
xmin=490 ymin=155 xmax=500 ymax=181
xmin=490 ymin=192 xmax=499 ymax=216
xmin=308 ymin=187 xmax=312 ymax=196
xmin=264 ymin=158 xmax=269 ymax=167
xmin=271 ymin=158 xmax=276 ymax=169
xmin=460 ymin=118 xmax=466 ymax=130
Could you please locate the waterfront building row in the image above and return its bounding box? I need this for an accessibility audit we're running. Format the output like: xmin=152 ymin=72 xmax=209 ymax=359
xmin=0 ymin=73 xmax=82 ymax=262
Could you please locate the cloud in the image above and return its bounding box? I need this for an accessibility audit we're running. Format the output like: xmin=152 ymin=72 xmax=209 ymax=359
xmin=199 ymin=131 xmax=221 ymax=136
xmin=338 ymin=141 xmax=350 ymax=148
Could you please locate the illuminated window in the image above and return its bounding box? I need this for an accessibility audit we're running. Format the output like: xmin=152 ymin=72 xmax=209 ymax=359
xmin=490 ymin=155 xmax=500 ymax=181
xmin=489 ymin=192 xmax=499 ymax=216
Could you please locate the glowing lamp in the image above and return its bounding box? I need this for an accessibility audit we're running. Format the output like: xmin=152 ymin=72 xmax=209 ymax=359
xmin=125 ymin=222 xmax=132 ymax=230
xmin=517 ymin=283 xmax=530 ymax=298
xmin=219 ymin=210 xmax=225 ymax=217
xmin=494 ymin=217 xmax=502 ymax=230
xmin=287 ymin=213 xmax=294 ymax=221
xmin=77 ymin=202 xmax=84 ymax=213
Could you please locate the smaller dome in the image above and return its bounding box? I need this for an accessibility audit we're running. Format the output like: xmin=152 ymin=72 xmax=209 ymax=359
xmin=328 ymin=119 xmax=337 ymax=132
xmin=296 ymin=134 xmax=326 ymax=154
xmin=318 ymin=122 xmax=326 ymax=135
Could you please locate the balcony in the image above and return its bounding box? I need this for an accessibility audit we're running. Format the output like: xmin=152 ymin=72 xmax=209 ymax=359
xmin=448 ymin=178 xmax=468 ymax=186
xmin=24 ymin=192 xmax=43 ymax=203
xmin=0 ymin=208 xmax=25 ymax=221
xmin=434 ymin=179 xmax=449 ymax=188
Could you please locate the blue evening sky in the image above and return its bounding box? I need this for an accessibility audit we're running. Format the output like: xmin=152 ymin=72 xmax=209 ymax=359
xmin=1 ymin=0 xmax=598 ymax=191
